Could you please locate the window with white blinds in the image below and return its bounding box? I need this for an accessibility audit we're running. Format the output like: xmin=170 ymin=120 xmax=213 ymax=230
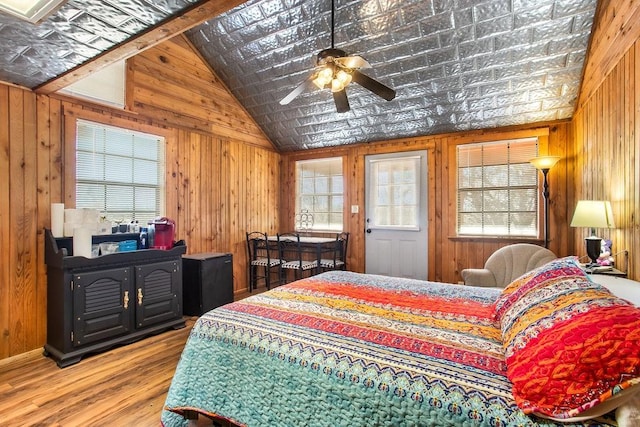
xmin=75 ymin=120 xmax=165 ymax=225
xmin=296 ymin=157 xmax=343 ymax=232
xmin=457 ymin=138 xmax=539 ymax=237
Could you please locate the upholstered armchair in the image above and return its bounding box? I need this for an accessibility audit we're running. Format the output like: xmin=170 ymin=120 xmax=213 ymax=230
xmin=461 ymin=243 xmax=557 ymax=288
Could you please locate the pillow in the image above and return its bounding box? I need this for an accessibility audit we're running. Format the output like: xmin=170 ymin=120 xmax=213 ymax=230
xmin=494 ymin=256 xmax=640 ymax=421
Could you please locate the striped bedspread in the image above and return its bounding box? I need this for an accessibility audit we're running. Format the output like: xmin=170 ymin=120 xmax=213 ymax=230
xmin=161 ymin=271 xmax=616 ymax=426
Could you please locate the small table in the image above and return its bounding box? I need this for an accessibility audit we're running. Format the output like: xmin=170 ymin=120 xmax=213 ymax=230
xmin=582 ymin=265 xmax=627 ymax=278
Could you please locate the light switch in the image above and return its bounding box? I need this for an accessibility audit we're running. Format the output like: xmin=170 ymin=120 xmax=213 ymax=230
xmin=351 ymin=205 xmax=359 ymax=214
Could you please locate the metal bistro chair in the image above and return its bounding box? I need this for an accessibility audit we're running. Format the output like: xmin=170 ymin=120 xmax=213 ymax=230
xmin=278 ymin=232 xmax=318 ymax=283
xmin=320 ymin=232 xmax=349 ymax=272
xmin=246 ymin=231 xmax=284 ymax=291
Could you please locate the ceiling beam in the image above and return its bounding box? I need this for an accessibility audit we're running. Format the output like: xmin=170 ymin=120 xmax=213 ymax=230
xmin=34 ymin=0 xmax=246 ymax=95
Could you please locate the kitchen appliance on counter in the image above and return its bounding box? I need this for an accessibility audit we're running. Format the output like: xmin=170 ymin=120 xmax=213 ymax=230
xmin=149 ymin=217 xmax=176 ymax=250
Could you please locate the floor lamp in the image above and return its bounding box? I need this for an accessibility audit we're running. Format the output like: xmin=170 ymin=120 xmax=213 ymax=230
xmin=529 ymin=156 xmax=561 ymax=248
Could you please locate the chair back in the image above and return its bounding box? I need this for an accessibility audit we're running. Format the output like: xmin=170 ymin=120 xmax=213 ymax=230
xmin=339 ymin=232 xmax=349 ymax=268
xmin=485 ymin=243 xmax=557 ymax=287
xmin=246 ymin=231 xmax=272 ymax=264
xmin=330 ymin=232 xmax=349 ymax=269
xmin=277 ymin=232 xmax=302 ymax=265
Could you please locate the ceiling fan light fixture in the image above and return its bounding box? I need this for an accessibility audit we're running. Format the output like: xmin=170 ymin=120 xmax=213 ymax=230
xmin=279 ymin=0 xmax=395 ymax=112
xmin=336 ymin=69 xmax=352 ymax=85
xmin=313 ymin=66 xmax=333 ymax=89
xmin=331 ymin=69 xmax=352 ymax=92
xmin=331 ymin=78 xmax=344 ymax=93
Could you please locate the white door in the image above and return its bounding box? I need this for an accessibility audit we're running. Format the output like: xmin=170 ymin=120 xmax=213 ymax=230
xmin=365 ymin=151 xmax=428 ymax=279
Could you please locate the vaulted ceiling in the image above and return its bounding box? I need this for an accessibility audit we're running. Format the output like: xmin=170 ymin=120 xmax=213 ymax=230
xmin=0 ymin=0 xmax=599 ymax=151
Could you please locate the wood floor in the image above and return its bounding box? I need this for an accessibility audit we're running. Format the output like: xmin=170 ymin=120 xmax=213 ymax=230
xmin=0 ymin=318 xmax=219 ymax=427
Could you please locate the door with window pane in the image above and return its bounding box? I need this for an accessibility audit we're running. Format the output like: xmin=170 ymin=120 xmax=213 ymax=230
xmin=365 ymin=151 xmax=428 ymax=280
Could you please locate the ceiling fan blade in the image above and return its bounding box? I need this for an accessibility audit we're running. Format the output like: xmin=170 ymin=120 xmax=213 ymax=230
xmin=335 ymin=55 xmax=370 ymax=69
xmin=351 ymin=69 xmax=396 ymax=101
xmin=280 ymin=76 xmax=316 ymax=105
xmin=333 ymin=89 xmax=350 ymax=113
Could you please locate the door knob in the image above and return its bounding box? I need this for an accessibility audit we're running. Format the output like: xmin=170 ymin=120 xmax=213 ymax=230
xmin=366 ymin=228 xmax=372 ymax=233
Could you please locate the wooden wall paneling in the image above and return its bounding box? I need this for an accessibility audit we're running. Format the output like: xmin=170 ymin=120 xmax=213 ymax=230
xmin=426 ymin=141 xmax=437 ymax=282
xmin=0 ymin=85 xmax=10 ymax=358
xmin=187 ymin=132 xmax=201 ymax=252
xmin=176 ymin=129 xmax=189 ymax=244
xmin=34 ymin=95 xmax=52 ymax=347
xmin=163 ymin=128 xmax=180 ymax=234
xmin=130 ymin=38 xmax=273 ymax=150
xmin=22 ymin=92 xmax=38 ymax=353
xmin=578 ymin=0 xmax=640 ymax=109
xmin=8 ymin=88 xmax=25 ymax=354
xmin=345 ymin=147 xmax=360 ymax=272
xmin=548 ymin=126 xmax=569 ymax=257
xmin=218 ymin=138 xmax=230 ymax=253
xmin=226 ymin=141 xmax=244 ymax=292
xmin=203 ymin=135 xmax=216 ymax=251
xmin=573 ymin=32 xmax=640 ymax=279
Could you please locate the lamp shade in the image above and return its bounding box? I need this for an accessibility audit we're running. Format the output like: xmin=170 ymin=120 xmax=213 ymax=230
xmin=529 ymin=156 xmax=561 ymax=170
xmin=570 ymin=200 xmax=616 ymax=232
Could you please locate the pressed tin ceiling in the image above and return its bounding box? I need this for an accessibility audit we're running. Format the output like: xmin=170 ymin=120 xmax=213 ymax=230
xmin=0 ymin=0 xmax=599 ymax=152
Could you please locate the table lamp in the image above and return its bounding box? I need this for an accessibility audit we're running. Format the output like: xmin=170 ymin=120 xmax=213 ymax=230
xmin=570 ymin=200 xmax=615 ymax=267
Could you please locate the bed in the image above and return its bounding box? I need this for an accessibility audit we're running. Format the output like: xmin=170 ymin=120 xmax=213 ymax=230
xmin=162 ymin=257 xmax=640 ymax=427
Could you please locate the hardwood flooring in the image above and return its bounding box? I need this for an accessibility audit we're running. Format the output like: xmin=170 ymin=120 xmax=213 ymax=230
xmin=0 ymin=318 xmax=219 ymax=427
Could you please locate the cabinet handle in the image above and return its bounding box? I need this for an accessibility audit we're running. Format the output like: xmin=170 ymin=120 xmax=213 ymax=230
xmin=137 ymin=288 xmax=143 ymax=305
xmin=123 ymin=290 xmax=129 ymax=309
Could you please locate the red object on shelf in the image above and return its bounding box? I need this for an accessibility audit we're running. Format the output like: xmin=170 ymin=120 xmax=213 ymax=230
xmin=150 ymin=217 xmax=175 ymax=250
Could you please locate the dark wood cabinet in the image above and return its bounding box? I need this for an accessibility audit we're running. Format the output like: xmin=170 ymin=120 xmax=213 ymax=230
xmin=44 ymin=229 xmax=186 ymax=367
xmin=182 ymin=253 xmax=233 ymax=316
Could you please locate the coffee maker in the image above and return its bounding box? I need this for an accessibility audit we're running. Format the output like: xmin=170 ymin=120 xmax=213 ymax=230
xmin=149 ymin=217 xmax=175 ymax=250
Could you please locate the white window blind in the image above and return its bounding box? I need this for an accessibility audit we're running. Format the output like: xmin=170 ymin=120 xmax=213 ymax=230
xmin=75 ymin=120 xmax=165 ymax=225
xmin=457 ymin=138 xmax=539 ymax=237
xmin=296 ymin=157 xmax=343 ymax=232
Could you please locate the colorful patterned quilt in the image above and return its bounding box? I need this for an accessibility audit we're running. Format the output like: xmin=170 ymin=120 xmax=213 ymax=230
xmin=161 ymin=271 xmax=616 ymax=426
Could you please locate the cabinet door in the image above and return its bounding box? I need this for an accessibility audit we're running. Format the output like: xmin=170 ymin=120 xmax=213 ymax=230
xmin=73 ymin=268 xmax=132 ymax=346
xmin=135 ymin=260 xmax=181 ymax=328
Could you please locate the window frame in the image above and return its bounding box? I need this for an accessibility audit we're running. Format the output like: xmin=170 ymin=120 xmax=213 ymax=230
xmin=74 ymin=119 xmax=166 ymax=225
xmin=64 ymin=112 xmax=171 ymax=224
xmin=294 ymin=157 xmax=345 ymax=233
xmin=450 ymin=131 xmax=550 ymax=242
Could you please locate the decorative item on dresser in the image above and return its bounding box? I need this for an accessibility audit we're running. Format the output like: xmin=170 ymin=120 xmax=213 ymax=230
xmin=43 ymin=229 xmax=186 ymax=368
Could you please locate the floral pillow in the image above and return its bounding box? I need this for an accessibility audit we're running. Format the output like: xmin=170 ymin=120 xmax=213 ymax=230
xmin=493 ymin=256 xmax=640 ymax=421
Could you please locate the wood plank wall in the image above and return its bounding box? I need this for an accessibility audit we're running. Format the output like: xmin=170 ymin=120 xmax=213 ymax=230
xmin=0 ymin=35 xmax=279 ymax=360
xmin=572 ymin=42 xmax=640 ymax=279
xmin=280 ymin=123 xmax=571 ymax=285
xmin=571 ymin=0 xmax=640 ymax=279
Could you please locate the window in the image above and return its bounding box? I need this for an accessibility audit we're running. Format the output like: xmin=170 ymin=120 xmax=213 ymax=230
xmin=457 ymin=138 xmax=539 ymax=237
xmin=369 ymin=156 xmax=420 ymax=229
xmin=75 ymin=120 xmax=165 ymax=225
xmin=296 ymin=157 xmax=343 ymax=232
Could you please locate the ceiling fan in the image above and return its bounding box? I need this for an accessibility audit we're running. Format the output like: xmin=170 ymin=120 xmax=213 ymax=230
xmin=279 ymin=0 xmax=396 ymax=113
